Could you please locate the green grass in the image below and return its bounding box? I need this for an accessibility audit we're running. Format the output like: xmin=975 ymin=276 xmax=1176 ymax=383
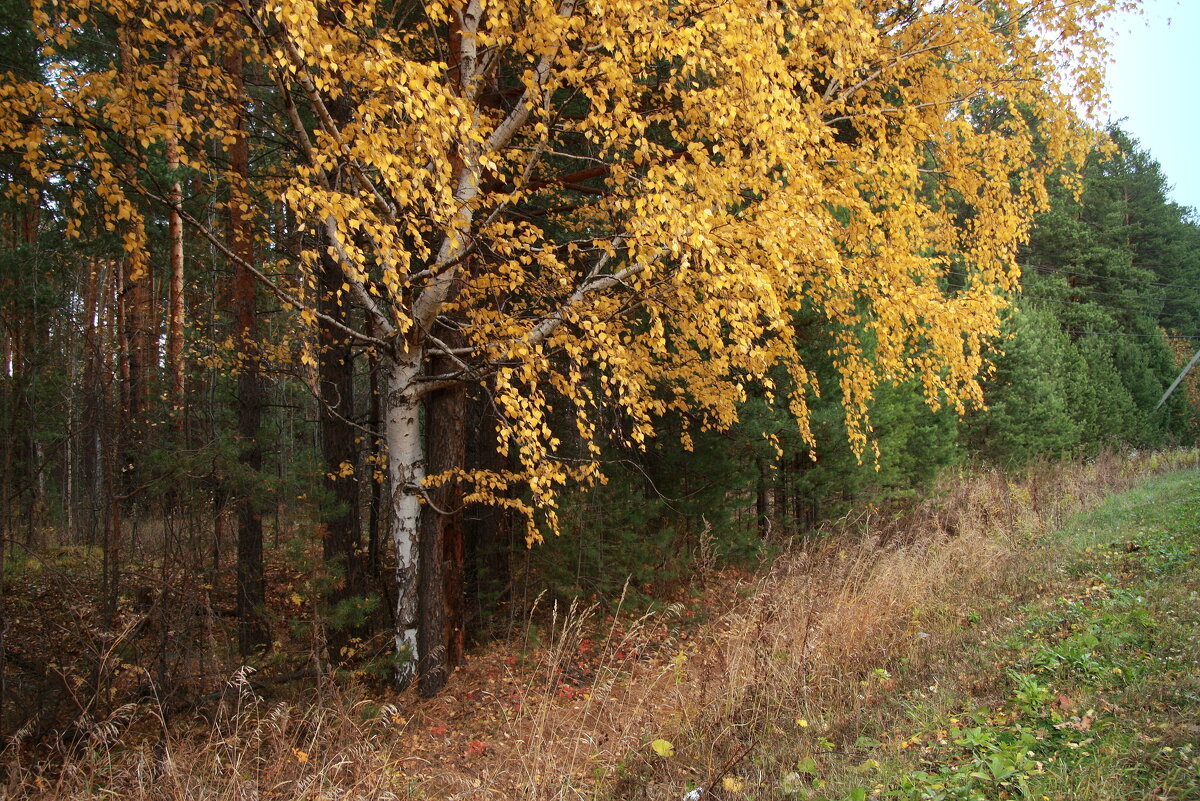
xmin=791 ymin=469 xmax=1200 ymax=801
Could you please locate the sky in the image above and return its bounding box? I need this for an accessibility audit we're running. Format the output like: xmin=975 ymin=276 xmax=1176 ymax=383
xmin=1103 ymin=0 xmax=1200 ymax=214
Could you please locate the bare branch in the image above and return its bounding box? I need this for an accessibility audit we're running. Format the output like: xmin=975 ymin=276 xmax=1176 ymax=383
xmin=524 ymin=236 xmax=663 ymax=346
xmin=150 ymin=190 xmax=390 ymax=351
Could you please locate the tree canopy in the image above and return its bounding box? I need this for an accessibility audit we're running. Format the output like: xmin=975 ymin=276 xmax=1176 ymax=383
xmin=0 ymin=0 xmax=1147 ymax=687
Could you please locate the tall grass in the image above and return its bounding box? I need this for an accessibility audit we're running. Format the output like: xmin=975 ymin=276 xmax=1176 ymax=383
xmin=4 ymin=448 xmax=1195 ymax=800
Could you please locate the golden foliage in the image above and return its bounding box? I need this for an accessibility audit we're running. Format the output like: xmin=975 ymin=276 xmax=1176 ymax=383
xmin=0 ymin=0 xmax=1127 ymax=533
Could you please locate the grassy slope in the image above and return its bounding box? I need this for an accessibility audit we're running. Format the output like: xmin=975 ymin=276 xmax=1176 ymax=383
xmin=6 ymin=455 xmax=1199 ymax=801
xmin=792 ymin=469 xmax=1200 ymax=801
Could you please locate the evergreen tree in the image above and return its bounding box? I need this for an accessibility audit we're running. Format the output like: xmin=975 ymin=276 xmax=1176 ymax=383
xmin=966 ymin=306 xmax=1080 ymax=463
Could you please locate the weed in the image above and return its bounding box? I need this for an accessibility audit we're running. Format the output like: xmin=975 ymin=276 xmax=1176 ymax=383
xmin=5 ymin=450 xmax=1198 ymax=800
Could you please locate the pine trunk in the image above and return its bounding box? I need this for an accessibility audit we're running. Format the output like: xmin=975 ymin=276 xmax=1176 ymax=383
xmin=756 ymin=457 xmax=769 ymax=539
xmin=166 ymin=48 xmax=186 ymax=404
xmin=118 ymin=26 xmax=152 ymax=426
xmin=227 ymin=50 xmax=268 ymax=657
xmin=317 ymin=245 xmax=364 ymax=662
xmin=417 ymin=358 xmax=466 ymax=696
xmin=367 ymin=339 xmax=386 ymax=579
xmin=464 ymin=385 xmax=514 ymax=638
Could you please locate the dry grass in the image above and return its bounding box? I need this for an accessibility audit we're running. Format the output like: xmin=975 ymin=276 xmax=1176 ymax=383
xmin=2 ymin=670 xmax=408 ymax=801
xmin=4 ymin=448 xmax=1196 ymax=801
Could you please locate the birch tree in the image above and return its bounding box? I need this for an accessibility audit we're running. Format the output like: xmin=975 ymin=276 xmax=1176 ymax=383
xmin=1 ymin=0 xmax=1123 ymax=687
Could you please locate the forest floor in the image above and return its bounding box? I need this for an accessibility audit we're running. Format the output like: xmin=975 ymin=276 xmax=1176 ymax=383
xmin=5 ymin=453 xmax=1200 ymax=800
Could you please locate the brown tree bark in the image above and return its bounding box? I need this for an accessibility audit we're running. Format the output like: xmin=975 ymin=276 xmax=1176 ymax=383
xmin=227 ymin=50 xmax=268 ymax=657
xmin=99 ymin=255 xmax=122 ymax=626
xmin=317 ymin=242 xmax=364 ymax=662
xmin=755 ymin=457 xmax=769 ymax=539
xmin=117 ymin=26 xmax=154 ymax=425
xmin=166 ymin=48 xmax=186 ymax=406
xmin=792 ymin=454 xmax=818 ymax=531
xmin=0 ymin=329 xmax=10 ymax=563
xmin=417 ymin=345 xmax=466 ymax=696
xmin=774 ymin=454 xmax=789 ymax=533
xmin=462 ymin=376 xmax=514 ymax=642
xmin=366 ymin=339 xmax=386 ymax=579
xmin=80 ymin=258 xmax=104 ymax=542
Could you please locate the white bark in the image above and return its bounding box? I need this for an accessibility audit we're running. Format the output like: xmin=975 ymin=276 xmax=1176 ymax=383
xmin=385 ymin=351 xmax=424 ymax=681
xmin=371 ymin=0 xmax=577 ymax=684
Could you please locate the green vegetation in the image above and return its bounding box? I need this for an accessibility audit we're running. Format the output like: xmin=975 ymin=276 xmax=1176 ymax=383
xmin=1 ymin=442 xmax=1197 ymax=799
xmin=550 ymin=127 xmax=1200 ymax=605
xmin=4 ymin=1 xmax=1200 ymax=789
xmin=789 ymin=470 xmax=1200 ymax=801
xmin=968 ymin=128 xmax=1200 ymax=463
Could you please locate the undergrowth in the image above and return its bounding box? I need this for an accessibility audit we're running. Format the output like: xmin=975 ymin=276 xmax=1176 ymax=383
xmin=750 ymin=465 xmax=1200 ymax=801
xmin=3 ymin=448 xmax=1198 ymax=800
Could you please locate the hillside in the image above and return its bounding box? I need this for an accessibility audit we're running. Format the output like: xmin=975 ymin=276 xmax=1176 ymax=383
xmin=5 ymin=449 xmax=1198 ymax=800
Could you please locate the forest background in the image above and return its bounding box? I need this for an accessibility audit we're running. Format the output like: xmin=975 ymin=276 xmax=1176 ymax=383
xmin=0 ymin=0 xmax=1199 ymax=749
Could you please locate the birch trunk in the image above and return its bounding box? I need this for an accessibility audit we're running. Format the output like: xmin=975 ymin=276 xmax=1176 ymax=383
xmin=386 ymin=353 xmax=424 ymax=682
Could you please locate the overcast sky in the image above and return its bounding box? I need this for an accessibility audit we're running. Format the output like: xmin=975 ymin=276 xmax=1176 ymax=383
xmin=1103 ymin=0 xmax=1200 ymax=214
